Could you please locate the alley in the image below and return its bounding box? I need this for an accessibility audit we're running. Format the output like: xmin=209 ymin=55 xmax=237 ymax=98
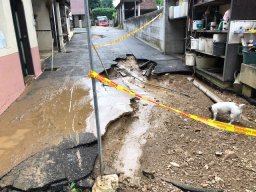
xmin=0 ymin=26 xmax=256 ymax=192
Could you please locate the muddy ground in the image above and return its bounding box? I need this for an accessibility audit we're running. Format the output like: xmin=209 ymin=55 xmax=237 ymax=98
xmin=94 ymin=56 xmax=256 ymax=192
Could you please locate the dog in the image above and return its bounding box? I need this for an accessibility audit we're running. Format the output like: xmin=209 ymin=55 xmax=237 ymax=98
xmin=210 ymin=102 xmax=245 ymax=124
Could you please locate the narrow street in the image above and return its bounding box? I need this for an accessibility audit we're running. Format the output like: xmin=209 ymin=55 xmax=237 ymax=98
xmin=1 ymin=26 xmax=256 ymax=192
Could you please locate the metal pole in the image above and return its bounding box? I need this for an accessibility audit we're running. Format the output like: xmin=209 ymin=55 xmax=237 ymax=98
xmin=84 ymin=0 xmax=104 ymax=176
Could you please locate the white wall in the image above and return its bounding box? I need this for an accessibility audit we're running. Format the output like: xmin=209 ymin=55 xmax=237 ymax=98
xmin=0 ymin=0 xmax=39 ymax=57
xmin=23 ymin=0 xmax=39 ymax=48
xmin=124 ymin=10 xmax=165 ymax=52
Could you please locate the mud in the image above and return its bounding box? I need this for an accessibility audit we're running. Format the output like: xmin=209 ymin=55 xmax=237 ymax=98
xmin=0 ymin=79 xmax=92 ymax=176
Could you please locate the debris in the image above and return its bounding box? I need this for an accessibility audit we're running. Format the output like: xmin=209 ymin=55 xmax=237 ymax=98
xmin=142 ymin=169 xmax=155 ymax=179
xmin=192 ymin=80 xmax=223 ymax=103
xmin=161 ymin=177 xmax=224 ymax=192
xmin=196 ymin=151 xmax=203 ymax=155
xmin=215 ymin=151 xmax=223 ymax=157
xmin=92 ymin=174 xmax=118 ymax=192
xmin=144 ymin=63 xmax=156 ymax=78
xmin=118 ymin=71 xmax=127 ymax=77
xmin=214 ymin=176 xmax=224 ymax=182
xmin=169 ymin=162 xmax=180 ymax=167
xmin=187 ymin=77 xmax=194 ymax=82
xmin=139 ymin=60 xmax=152 ymax=70
xmin=223 ymin=150 xmax=237 ymax=161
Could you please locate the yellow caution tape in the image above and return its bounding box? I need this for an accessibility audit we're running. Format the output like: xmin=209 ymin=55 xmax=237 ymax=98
xmin=88 ymin=71 xmax=256 ymax=137
xmin=94 ymin=13 xmax=163 ymax=49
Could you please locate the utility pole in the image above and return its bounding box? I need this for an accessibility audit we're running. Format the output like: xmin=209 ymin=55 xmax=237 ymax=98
xmin=84 ymin=0 xmax=104 ymax=176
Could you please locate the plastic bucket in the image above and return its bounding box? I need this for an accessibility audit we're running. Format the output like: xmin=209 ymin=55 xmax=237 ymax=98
xmin=213 ymin=34 xmax=227 ymax=42
xmin=199 ymin=37 xmax=206 ymax=51
xmin=193 ymin=20 xmax=203 ymax=30
xmin=242 ymin=51 xmax=256 ymax=64
xmin=196 ymin=56 xmax=216 ymax=69
xmin=213 ymin=42 xmax=226 ymax=56
xmin=185 ymin=52 xmax=196 ymax=66
xmin=191 ymin=38 xmax=199 ymax=50
xmin=205 ymin=38 xmax=213 ymax=54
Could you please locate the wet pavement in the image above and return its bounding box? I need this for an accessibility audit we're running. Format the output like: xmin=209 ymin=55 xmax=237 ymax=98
xmin=0 ymin=26 xmax=185 ymax=190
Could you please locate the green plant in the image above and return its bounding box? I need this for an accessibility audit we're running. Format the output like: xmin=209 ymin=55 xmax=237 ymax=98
xmin=92 ymin=7 xmax=116 ymax=20
xmin=156 ymin=0 xmax=163 ymax=6
xmin=69 ymin=182 xmax=82 ymax=192
xmin=101 ymin=0 xmax=113 ymax=8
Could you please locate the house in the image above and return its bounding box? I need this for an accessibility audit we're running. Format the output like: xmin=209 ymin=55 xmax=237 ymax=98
xmin=0 ymin=0 xmax=73 ymax=115
xmin=31 ymin=0 xmax=72 ymax=53
xmin=115 ymin=0 xmax=157 ymax=28
xmin=0 ymin=0 xmax=42 ymax=114
xmin=70 ymin=0 xmax=86 ymax=28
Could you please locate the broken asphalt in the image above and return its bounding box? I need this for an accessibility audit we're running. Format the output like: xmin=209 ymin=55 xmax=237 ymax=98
xmin=0 ymin=26 xmax=188 ymax=191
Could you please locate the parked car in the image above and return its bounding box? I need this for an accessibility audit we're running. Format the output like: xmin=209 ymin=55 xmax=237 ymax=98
xmin=96 ymin=16 xmax=109 ymax=27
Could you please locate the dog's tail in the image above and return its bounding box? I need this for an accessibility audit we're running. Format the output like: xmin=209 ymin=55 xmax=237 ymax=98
xmin=239 ymin=104 xmax=245 ymax=109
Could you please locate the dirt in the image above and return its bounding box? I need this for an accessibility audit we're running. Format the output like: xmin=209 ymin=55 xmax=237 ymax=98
xmin=96 ymin=56 xmax=256 ymax=192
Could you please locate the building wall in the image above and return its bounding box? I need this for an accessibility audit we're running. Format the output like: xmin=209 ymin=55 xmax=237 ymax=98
xmin=70 ymin=0 xmax=85 ymax=15
xmin=32 ymin=0 xmax=52 ymax=51
xmin=0 ymin=0 xmax=41 ymax=114
xmin=123 ymin=9 xmax=164 ymax=52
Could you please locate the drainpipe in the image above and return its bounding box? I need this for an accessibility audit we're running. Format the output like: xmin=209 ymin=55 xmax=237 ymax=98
xmin=138 ymin=3 xmax=141 ymax=16
xmin=53 ymin=0 xmax=61 ymax=52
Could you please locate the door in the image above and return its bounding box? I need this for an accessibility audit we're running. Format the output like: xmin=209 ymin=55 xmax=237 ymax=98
xmin=10 ymin=0 xmax=34 ymax=76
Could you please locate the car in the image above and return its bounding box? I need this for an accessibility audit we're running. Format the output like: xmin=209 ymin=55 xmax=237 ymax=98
xmin=96 ymin=16 xmax=109 ymax=27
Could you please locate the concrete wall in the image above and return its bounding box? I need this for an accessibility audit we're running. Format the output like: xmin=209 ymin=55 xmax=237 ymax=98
xmin=123 ymin=9 xmax=164 ymax=52
xmin=73 ymin=15 xmax=86 ymax=28
xmin=0 ymin=0 xmax=41 ymax=115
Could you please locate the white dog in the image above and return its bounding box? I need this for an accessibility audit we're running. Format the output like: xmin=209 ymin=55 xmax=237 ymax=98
xmin=211 ymin=102 xmax=245 ymax=124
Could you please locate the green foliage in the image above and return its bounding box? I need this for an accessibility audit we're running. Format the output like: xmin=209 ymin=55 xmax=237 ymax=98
xmin=101 ymin=0 xmax=113 ymax=8
xmin=156 ymin=0 xmax=163 ymax=6
xmin=92 ymin=7 xmax=116 ymax=20
xmin=69 ymin=182 xmax=82 ymax=192
xmin=89 ymin=0 xmax=101 ymax=10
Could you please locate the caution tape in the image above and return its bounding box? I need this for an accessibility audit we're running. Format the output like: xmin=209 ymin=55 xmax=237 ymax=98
xmin=88 ymin=70 xmax=256 ymax=137
xmin=94 ymin=13 xmax=163 ymax=49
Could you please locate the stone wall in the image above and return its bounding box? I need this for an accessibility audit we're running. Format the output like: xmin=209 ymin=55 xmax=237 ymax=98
xmin=123 ymin=9 xmax=164 ymax=52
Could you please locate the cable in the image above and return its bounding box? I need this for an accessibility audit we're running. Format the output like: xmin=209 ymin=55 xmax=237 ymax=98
xmin=92 ymin=43 xmax=110 ymax=79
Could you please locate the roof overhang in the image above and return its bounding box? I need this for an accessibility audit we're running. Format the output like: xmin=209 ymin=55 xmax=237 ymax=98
xmin=115 ymin=0 xmax=142 ymax=8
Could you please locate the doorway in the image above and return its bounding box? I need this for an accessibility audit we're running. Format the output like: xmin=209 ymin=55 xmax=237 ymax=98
xmin=10 ymin=0 xmax=34 ymax=77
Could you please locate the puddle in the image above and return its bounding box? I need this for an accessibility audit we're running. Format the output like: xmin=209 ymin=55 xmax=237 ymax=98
xmin=92 ymin=34 xmax=106 ymax=39
xmin=0 ymin=79 xmax=92 ymax=176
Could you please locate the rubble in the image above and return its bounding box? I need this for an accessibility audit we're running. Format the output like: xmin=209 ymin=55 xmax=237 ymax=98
xmin=92 ymin=174 xmax=118 ymax=192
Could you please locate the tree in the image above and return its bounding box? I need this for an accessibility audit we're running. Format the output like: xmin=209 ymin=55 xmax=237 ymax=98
xmin=100 ymin=0 xmax=113 ymax=8
xmin=156 ymin=0 xmax=163 ymax=6
xmin=89 ymin=0 xmax=101 ymax=10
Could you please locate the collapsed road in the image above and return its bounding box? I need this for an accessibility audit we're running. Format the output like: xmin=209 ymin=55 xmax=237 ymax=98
xmin=0 ymin=27 xmax=256 ymax=192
